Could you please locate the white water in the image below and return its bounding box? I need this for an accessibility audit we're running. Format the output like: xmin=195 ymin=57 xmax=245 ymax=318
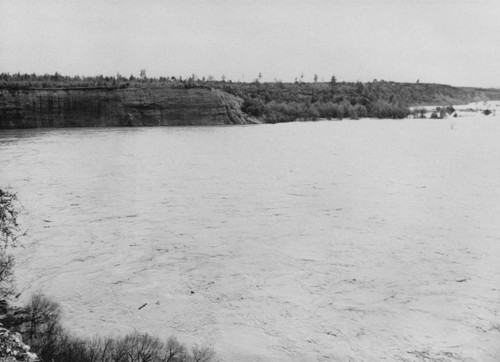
xmin=1 ymin=115 xmax=500 ymax=361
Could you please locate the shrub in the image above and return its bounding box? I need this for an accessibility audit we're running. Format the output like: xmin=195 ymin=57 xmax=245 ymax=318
xmin=413 ymin=108 xmax=427 ymax=118
xmin=241 ymin=97 xmax=265 ymax=117
xmin=353 ymin=104 xmax=368 ymax=118
xmin=445 ymin=106 xmax=455 ymax=114
xmin=370 ymin=99 xmax=409 ymax=119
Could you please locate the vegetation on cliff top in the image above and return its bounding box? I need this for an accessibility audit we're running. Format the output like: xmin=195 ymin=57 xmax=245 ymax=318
xmin=2 ymin=72 xmax=500 ymax=123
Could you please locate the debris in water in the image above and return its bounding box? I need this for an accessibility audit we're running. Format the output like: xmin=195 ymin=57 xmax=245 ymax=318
xmin=138 ymin=303 xmax=148 ymax=310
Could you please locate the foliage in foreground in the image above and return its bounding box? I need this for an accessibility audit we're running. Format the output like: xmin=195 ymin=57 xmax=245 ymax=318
xmin=15 ymin=293 xmax=216 ymax=362
xmin=0 ymin=190 xmax=216 ymax=362
xmin=0 ymin=325 xmax=37 ymax=361
xmin=0 ymin=189 xmax=24 ymax=303
xmin=0 ymin=188 xmax=37 ymax=361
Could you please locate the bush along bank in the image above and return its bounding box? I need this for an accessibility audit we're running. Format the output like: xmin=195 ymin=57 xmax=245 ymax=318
xmin=0 ymin=188 xmax=218 ymax=362
xmin=217 ymin=81 xmax=412 ymax=121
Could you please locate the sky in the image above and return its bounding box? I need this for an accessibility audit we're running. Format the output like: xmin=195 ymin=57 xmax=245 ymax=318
xmin=1 ymin=0 xmax=499 ymax=87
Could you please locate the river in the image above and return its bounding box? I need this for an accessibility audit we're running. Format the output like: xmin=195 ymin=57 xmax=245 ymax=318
xmin=1 ymin=116 xmax=500 ymax=361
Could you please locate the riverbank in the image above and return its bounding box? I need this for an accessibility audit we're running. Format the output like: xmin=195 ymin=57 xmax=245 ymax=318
xmin=3 ymin=73 xmax=500 ymax=128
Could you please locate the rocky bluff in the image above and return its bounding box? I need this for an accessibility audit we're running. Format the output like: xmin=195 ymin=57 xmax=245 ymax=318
xmin=0 ymin=87 xmax=259 ymax=128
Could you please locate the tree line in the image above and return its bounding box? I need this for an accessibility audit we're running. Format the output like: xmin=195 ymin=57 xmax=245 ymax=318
xmin=218 ymin=79 xmax=412 ymax=121
xmin=2 ymin=72 xmax=497 ymax=122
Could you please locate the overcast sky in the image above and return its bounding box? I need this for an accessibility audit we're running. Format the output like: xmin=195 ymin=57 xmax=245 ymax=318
xmin=1 ymin=0 xmax=499 ymax=87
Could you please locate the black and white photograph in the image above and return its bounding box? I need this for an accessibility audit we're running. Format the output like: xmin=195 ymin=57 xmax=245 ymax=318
xmin=1 ymin=0 xmax=500 ymax=361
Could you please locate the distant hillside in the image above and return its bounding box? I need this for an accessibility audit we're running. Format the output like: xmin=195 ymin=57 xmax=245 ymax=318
xmin=1 ymin=72 xmax=500 ymax=125
xmin=459 ymin=86 xmax=500 ymax=104
xmin=215 ymin=81 xmax=500 ymax=108
xmin=213 ymin=80 xmax=500 ymax=122
xmin=379 ymin=83 xmax=500 ymax=106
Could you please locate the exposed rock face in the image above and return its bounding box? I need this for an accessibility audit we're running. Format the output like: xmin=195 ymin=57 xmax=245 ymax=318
xmin=0 ymin=87 xmax=259 ymax=128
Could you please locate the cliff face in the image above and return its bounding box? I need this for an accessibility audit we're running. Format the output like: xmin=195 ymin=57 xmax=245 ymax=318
xmin=0 ymin=87 xmax=259 ymax=128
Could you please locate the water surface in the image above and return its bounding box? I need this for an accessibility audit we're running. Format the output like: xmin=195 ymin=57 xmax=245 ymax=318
xmin=1 ymin=118 xmax=500 ymax=361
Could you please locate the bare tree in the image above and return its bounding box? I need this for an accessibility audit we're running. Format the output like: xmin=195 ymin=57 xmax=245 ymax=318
xmin=192 ymin=345 xmax=216 ymax=362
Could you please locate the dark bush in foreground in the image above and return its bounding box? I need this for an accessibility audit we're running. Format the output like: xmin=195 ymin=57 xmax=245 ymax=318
xmin=18 ymin=293 xmax=217 ymax=362
xmin=241 ymin=97 xmax=265 ymax=117
xmin=32 ymin=332 xmax=216 ymax=362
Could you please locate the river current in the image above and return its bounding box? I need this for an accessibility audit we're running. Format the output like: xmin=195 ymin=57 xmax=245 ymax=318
xmin=1 ymin=117 xmax=500 ymax=361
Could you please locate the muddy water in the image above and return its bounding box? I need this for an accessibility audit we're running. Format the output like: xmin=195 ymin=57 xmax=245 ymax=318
xmin=1 ymin=117 xmax=500 ymax=361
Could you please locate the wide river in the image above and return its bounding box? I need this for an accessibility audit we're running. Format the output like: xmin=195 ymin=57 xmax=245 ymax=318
xmin=1 ymin=116 xmax=500 ymax=361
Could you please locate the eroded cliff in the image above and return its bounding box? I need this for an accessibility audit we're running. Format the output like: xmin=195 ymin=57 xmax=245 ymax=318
xmin=0 ymin=87 xmax=259 ymax=128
